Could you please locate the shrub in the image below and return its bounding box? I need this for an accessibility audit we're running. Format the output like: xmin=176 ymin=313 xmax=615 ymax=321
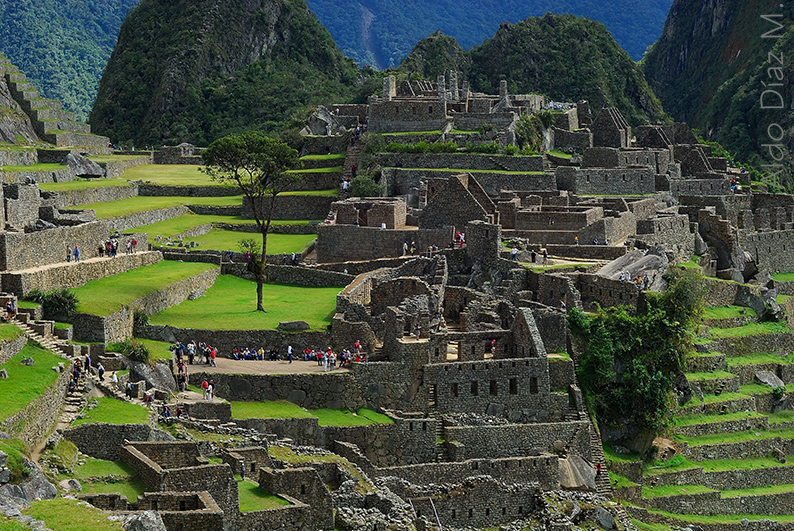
xmin=27 ymin=289 xmax=78 ymax=319
xmin=133 ymin=309 xmax=149 ymax=330
xmin=773 ymin=386 xmax=786 ymax=400
xmin=477 ymin=123 xmax=496 ymax=134
xmin=465 ymin=141 xmax=500 ymax=154
xmin=504 ymin=145 xmax=519 ymax=156
xmin=109 ymin=338 xmax=150 ymax=363
xmin=349 ymin=175 xmax=386 ymax=197
xmin=23 ymin=289 xmax=46 ymax=304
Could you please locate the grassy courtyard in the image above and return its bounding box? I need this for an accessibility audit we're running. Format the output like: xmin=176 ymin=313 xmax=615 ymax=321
xmin=39 ymin=178 xmax=133 ymax=192
xmin=122 ymin=164 xmax=234 ymax=187
xmin=229 ymin=400 xmax=394 ymax=426
xmin=70 ymin=261 xmax=217 ymax=315
xmin=0 ymin=342 xmax=67 ymax=421
xmin=71 ymin=397 xmax=150 ymax=426
xmin=21 ymin=498 xmax=125 ymax=531
xmin=182 ymin=228 xmax=315 ymax=253
xmin=149 ymin=275 xmax=341 ymax=331
xmin=130 ymin=213 xmax=318 ymax=239
xmin=74 ymin=195 xmax=244 ymax=219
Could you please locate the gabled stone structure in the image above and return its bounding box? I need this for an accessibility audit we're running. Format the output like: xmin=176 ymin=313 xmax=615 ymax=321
xmin=418 ymin=173 xmax=498 ymax=229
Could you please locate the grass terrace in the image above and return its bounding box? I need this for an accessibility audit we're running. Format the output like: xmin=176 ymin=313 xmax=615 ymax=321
xmin=228 ymin=402 xmax=393 ymax=425
xmin=727 ymin=352 xmax=794 ymax=366
xmin=74 ymin=195 xmax=244 ymax=219
xmin=675 ymin=411 xmax=764 ymax=426
xmin=238 ymin=479 xmax=291 ymax=512
xmin=0 ymin=323 xmax=24 ymax=341
xmin=39 ymin=178 xmax=133 ymax=192
xmin=0 ymin=342 xmax=66 ymax=422
xmin=22 ymin=498 xmax=125 ymax=531
xmin=88 ymin=154 xmax=151 ymax=163
xmin=182 ymin=228 xmax=316 ymax=253
xmin=385 ymin=166 xmax=547 ymax=175
xmin=70 ymin=261 xmax=217 ymax=315
xmin=642 ymin=484 xmax=717 ymax=498
xmin=0 ymin=162 xmax=66 ymax=172
xmin=71 ymin=397 xmax=150 ymax=426
xmin=122 ymin=164 xmax=235 ymax=187
xmin=268 ymin=445 xmax=373 ymax=493
xmin=80 ymin=477 xmax=148 ymax=502
xmin=634 ymin=507 xmax=794 ymax=525
xmin=708 ymin=320 xmax=790 ymax=338
xmin=681 ymin=425 xmax=794 ymax=446
xmin=131 ymin=213 xmax=319 ymax=239
xmin=547 ymin=149 xmax=573 ymax=159
xmin=772 ymin=272 xmax=794 ymax=282
xmin=287 ymin=166 xmax=342 ymax=174
xmin=703 ymin=305 xmax=757 ymax=320
xmin=149 ymin=275 xmax=341 ymax=331
xmin=300 ymin=153 xmax=346 ymax=161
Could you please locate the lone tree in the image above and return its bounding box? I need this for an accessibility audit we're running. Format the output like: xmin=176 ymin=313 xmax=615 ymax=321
xmin=201 ymin=132 xmax=301 ymax=311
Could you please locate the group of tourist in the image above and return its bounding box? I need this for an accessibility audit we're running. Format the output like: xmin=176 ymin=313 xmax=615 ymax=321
xmin=618 ymin=271 xmax=651 ymax=290
xmin=170 ymin=340 xmax=218 ymax=366
xmin=225 ymin=341 xmax=367 ymax=370
xmin=65 ymin=238 xmax=137 ymax=263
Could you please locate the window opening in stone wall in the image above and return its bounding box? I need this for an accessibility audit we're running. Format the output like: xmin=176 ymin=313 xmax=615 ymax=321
xmin=518 ymin=506 xmax=523 ymax=514
xmin=151 ymin=500 xmax=158 ymax=511
xmin=471 ymin=345 xmax=476 ymax=358
xmin=451 ymin=383 xmax=459 ymax=397
xmin=471 ymin=381 xmax=478 ymax=395
xmin=486 ymin=508 xmax=490 ymax=516
xmin=510 ymin=378 xmax=518 ymax=394
xmin=530 ymin=377 xmax=538 ymax=394
xmin=490 ymin=380 xmax=497 ymax=395
xmin=468 ymin=509 xmax=473 ymax=518
xmin=301 ymin=484 xmax=306 ymax=495
xmin=422 ymin=421 xmax=427 ymax=431
xmin=409 ymin=422 xmax=414 ymax=431
xmin=179 ymin=501 xmax=186 ymax=511
xmin=452 ymin=509 xmax=456 ymax=518
xmin=429 ymin=106 xmax=433 ymax=114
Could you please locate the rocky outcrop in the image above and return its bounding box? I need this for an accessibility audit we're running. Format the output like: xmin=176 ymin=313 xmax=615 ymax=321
xmin=0 ymin=57 xmax=38 ymax=145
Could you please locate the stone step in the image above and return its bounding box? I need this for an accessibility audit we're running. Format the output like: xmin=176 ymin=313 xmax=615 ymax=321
xmin=33 ymin=119 xmax=91 ymax=137
xmin=19 ymin=97 xmax=63 ymax=114
xmin=29 ymin=107 xmax=75 ymax=122
xmin=41 ymin=131 xmax=109 ymax=149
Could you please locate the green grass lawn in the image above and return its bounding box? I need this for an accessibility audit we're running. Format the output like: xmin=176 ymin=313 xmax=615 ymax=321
xmin=66 ymin=457 xmax=136 ymax=479
xmin=777 ymin=294 xmax=791 ymax=304
xmin=231 ymin=400 xmax=315 ymax=420
xmin=721 ymin=483 xmax=794 ymax=497
xmin=609 ymin=471 xmax=639 ymax=489
xmin=684 ymin=370 xmax=736 ymax=381
xmin=72 ymin=397 xmax=149 ymax=426
xmin=0 ymin=323 xmax=24 ymax=341
xmin=133 ymin=338 xmax=176 ymax=362
xmin=181 ymin=228 xmax=315 ymax=253
xmin=88 ymin=154 xmax=151 ymax=163
xmin=280 ymin=188 xmax=340 ymax=196
xmin=727 ymin=352 xmax=794 ymax=366
xmin=709 ymin=321 xmax=789 ymax=338
xmin=769 ymin=410 xmax=794 ymax=424
xmin=268 ymin=446 xmax=373 ymax=493
xmin=0 ymin=342 xmax=66 ymax=421
xmin=700 ymin=391 xmax=751 ymax=404
xmin=703 ymin=305 xmax=756 ymax=320
xmin=22 ymin=498 xmax=125 ymax=531
xmin=0 ymin=162 xmax=66 ymax=172
xmin=772 ymin=272 xmax=794 ymax=282
xmin=636 ymin=506 xmax=794 ymax=525
xmin=602 ymin=442 xmax=642 ymax=464
xmin=39 ymin=179 xmax=133 ymax=193
xmin=74 ymin=195 xmax=244 ymax=219
xmin=287 ymin=166 xmax=342 ymax=174
xmin=70 ymin=261 xmax=217 ymax=315
xmin=149 ymin=275 xmax=341 ymax=331
xmin=130 ymin=213 xmax=315 ymax=239
xmin=80 ymin=477 xmax=148 ymax=502
xmin=675 ymin=411 xmax=762 ymax=426
xmin=17 ymin=300 xmax=41 ymax=309
xmin=237 ymin=479 xmax=291 ymax=512
xmin=683 ymin=425 xmax=794 ymax=446
xmin=300 ymin=153 xmax=345 ymax=161
xmin=740 ymin=382 xmax=781 ymax=395
xmin=547 ymin=149 xmax=573 ymax=159
xmin=642 ymin=484 xmax=717 ymax=498
xmin=310 ymin=408 xmax=393 ymax=426
xmin=122 ymin=164 xmax=235 ymax=187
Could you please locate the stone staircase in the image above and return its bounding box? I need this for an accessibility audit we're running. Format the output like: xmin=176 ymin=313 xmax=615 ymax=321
xmin=342 ymin=140 xmax=365 ymax=192
xmin=427 ymin=384 xmax=450 ymax=462
xmin=2 ymin=63 xmax=109 ymax=149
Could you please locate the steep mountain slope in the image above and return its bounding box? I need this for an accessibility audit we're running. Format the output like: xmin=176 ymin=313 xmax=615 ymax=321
xmin=0 ymin=0 xmax=139 ymax=121
xmin=399 ymin=16 xmax=666 ymax=126
xmin=306 ymin=0 xmax=673 ymax=66
xmin=90 ymin=0 xmax=361 ymax=146
xmin=643 ymin=0 xmax=794 ymax=187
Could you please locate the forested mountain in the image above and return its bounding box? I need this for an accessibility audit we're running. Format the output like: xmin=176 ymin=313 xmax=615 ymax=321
xmin=0 ymin=0 xmax=139 ymax=121
xmin=90 ymin=0 xmax=368 ymax=147
xmin=643 ymin=0 xmax=794 ymax=188
xmin=398 ymin=17 xmax=667 ymax=126
xmin=305 ymin=0 xmax=673 ymax=66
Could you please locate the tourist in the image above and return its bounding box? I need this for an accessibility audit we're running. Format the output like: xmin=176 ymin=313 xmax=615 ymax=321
xmin=111 ymin=371 xmax=118 ymax=386
xmin=351 ymin=164 xmax=357 ymax=179
xmin=5 ymin=299 xmax=15 ymax=319
xmin=97 ymin=243 xmax=104 ymax=257
xmin=574 ymin=235 xmax=579 ymax=245
xmin=353 ymin=340 xmax=361 ymax=357
xmin=126 ymin=241 xmax=132 ymax=254
xmin=210 ymin=347 xmax=217 ymax=367
xmin=287 ymin=344 xmax=293 ymax=363
xmin=414 ymin=321 xmax=422 ymax=340
xmin=131 ymin=238 xmax=137 ymax=252
xmin=97 ymin=362 xmax=105 ymax=381
xmin=201 ymin=378 xmax=208 ymax=399
xmin=530 ymin=249 xmax=536 ymax=264
xmin=330 ymin=351 xmax=336 ymax=370
xmin=511 ymin=246 xmax=518 ymax=261
xmin=592 ymin=237 xmax=598 ymax=245
xmin=323 ymin=350 xmax=329 ymax=372
xmin=73 ymin=245 xmax=80 ymax=262
xmin=207 ymin=379 xmax=214 ymax=401
xmin=291 ymin=252 xmax=297 ymax=265
xmin=542 ymin=248 xmax=548 ymax=265
xmin=66 ymin=246 xmax=72 ymax=263
xmin=381 ymin=222 xmax=386 ymax=230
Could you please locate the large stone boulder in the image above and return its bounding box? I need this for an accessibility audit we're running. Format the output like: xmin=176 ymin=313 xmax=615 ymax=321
xmin=128 ymin=360 xmax=176 ymax=393
xmin=755 ymin=370 xmax=785 ymax=389
xmin=558 ymin=455 xmax=596 ymax=491
xmin=307 ymin=106 xmax=345 ymax=136
xmin=65 ymin=153 xmax=105 ymax=178
xmin=124 ymin=510 xmax=167 ymax=531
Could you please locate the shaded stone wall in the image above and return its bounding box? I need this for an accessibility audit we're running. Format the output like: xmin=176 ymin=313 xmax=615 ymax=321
xmin=670 ymin=178 xmax=731 ymax=197
xmin=323 ymin=417 xmax=437 ymax=467
xmin=368 ymin=99 xmax=448 ymax=133
xmin=239 ymin=499 xmax=314 ymax=531
xmin=138 ymin=184 xmax=242 ymax=197
xmin=52 ymin=183 xmax=138 ymax=208
xmin=1 ymin=250 xmax=162 ymax=296
xmin=62 ymin=423 xmax=159 ymax=460
xmin=106 ymin=205 xmax=188 ymax=231
xmin=556 ymin=166 xmax=656 ymax=195
xmin=316 ymin=224 xmax=452 ymax=263
xmin=258 ymin=467 xmax=334 ymax=530
xmin=140 ymin=325 xmax=331 ymax=354
xmin=741 ymin=229 xmax=794 ymax=273
xmin=243 ymin=195 xmax=335 ymax=220
xmin=0 ymin=333 xmax=27 ymax=366
xmin=444 ymin=420 xmax=591 ymax=460
xmin=376 ymin=153 xmax=543 ymax=172
xmin=576 ymin=274 xmax=644 ymax=312
xmin=101 ymin=155 xmax=152 ymax=178
xmin=188 ymin=372 xmax=364 ymax=410
xmin=3 ymin=366 xmax=69 ymax=447
xmin=553 ymin=128 xmax=592 ymax=153
xmin=382 ymin=168 xmax=556 ymax=197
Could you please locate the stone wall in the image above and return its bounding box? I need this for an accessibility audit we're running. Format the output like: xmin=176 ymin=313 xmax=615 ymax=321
xmin=188 ymin=372 xmax=364 ymax=410
xmin=368 ymin=100 xmax=449 ymax=133
xmin=243 ymin=195 xmax=335 ymax=221
xmin=140 ymin=325 xmax=331 ymax=354
xmin=0 ymin=333 xmax=27 ymax=366
xmin=258 ymin=466 xmax=334 ymax=530
xmin=239 ymin=499 xmax=314 ymax=531
xmin=137 ymin=184 xmax=242 ymax=197
xmin=553 ymin=128 xmax=592 ymax=153
xmin=101 ymin=155 xmax=152 ymax=178
xmin=316 ymin=224 xmax=452 ymax=263
xmin=263 ymin=265 xmax=352 ymax=287
xmin=556 ymin=166 xmax=656 ymax=195
xmin=382 ymin=168 xmax=556 ymax=197
xmin=62 ymin=423 xmax=167 ymax=460
xmin=3 ymin=366 xmax=70 ymax=447
xmin=1 ymin=168 xmax=74 ymax=185
xmin=72 ymin=266 xmax=220 ymax=343
xmin=237 ymin=417 xmax=321 ymax=446
xmin=424 ymin=357 xmax=550 ymax=423
xmin=300 ymin=135 xmax=350 ymax=156
xmin=576 ymin=274 xmax=644 ymax=312
xmin=323 ymin=416 xmax=436 ymax=467
xmin=1 ymin=250 xmax=162 ymax=296
xmin=106 ymin=205 xmax=188 ymax=232
xmin=741 ymin=229 xmax=794 ymax=273
xmin=52 ymin=183 xmax=138 ymax=208
xmin=444 ymin=420 xmax=591 ymax=460
xmin=376 ymin=153 xmax=543 ymax=172
xmin=670 ymin=178 xmax=731 ymax=197
xmin=161 ymin=464 xmax=238 ymax=524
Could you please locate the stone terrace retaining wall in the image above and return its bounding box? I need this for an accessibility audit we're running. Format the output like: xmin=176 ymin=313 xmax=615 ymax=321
xmin=0 ymin=168 xmax=74 ymax=184
xmin=706 ymin=332 xmax=794 ymax=358
xmin=140 ymin=326 xmax=331 ymax=354
xmin=138 ymin=184 xmax=242 ymax=197
xmin=101 ymin=155 xmax=152 ymax=178
xmin=62 ymin=423 xmax=171 ymax=460
xmin=243 ymin=195 xmax=336 ymax=221
xmin=444 ymin=421 xmax=591 ymax=460
xmin=239 ymin=498 xmax=313 ymax=531
xmin=0 ymin=333 xmax=28 ymax=366
xmin=263 ymin=265 xmax=352 ymax=287
xmin=382 ymin=168 xmax=556 ymax=197
xmin=376 ymin=153 xmax=544 ymax=172
xmin=188 ymin=372 xmax=364 ymax=411
xmin=316 ymin=224 xmax=452 ymax=263
xmin=4 ymin=368 xmax=70 ymax=447
xmin=0 ymin=221 xmax=108 ymax=271
xmin=1 ymin=251 xmax=162 ymax=296
xmin=0 ymin=149 xmax=36 ymax=167
xmin=52 ymin=183 xmax=138 ymax=208
xmin=106 ymin=205 xmax=188 ymax=232
xmin=538 ymin=244 xmax=628 ymax=260
xmin=627 ymin=505 xmax=794 ymax=531
xmin=683 ymin=438 xmax=794 ymax=461
xmin=73 ymin=267 xmax=220 ymax=343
